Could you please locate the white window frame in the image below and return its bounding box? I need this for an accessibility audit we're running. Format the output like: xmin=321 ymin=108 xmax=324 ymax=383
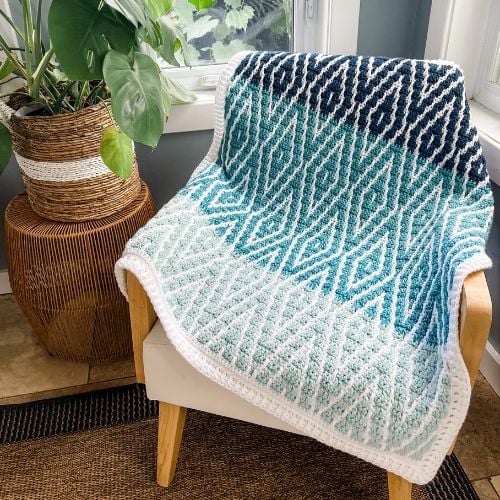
xmin=475 ymin=1 xmax=500 ymax=114
xmin=165 ymin=1 xmax=359 ymax=92
xmin=426 ymin=0 xmax=500 ymax=395
xmin=425 ymin=0 xmax=491 ymax=97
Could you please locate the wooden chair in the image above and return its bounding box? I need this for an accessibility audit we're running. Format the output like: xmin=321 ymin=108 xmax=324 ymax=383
xmin=126 ymin=269 xmax=491 ymax=499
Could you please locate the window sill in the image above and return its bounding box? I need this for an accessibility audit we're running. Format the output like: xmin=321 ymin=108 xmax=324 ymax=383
xmin=470 ymin=99 xmax=500 ymax=185
xmin=164 ymin=90 xmax=215 ymax=135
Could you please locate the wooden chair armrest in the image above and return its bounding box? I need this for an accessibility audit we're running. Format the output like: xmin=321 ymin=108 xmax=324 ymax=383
xmin=127 ymin=271 xmax=157 ymax=383
xmin=459 ymin=271 xmax=492 ymax=386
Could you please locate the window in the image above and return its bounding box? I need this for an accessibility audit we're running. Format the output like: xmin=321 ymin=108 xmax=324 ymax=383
xmin=474 ymin=0 xmax=500 ymax=114
xmin=177 ymin=0 xmax=293 ymax=65
xmin=166 ymin=0 xmax=360 ymax=92
xmin=425 ymin=0 xmax=500 ymax=187
xmin=162 ymin=0 xmax=293 ymax=91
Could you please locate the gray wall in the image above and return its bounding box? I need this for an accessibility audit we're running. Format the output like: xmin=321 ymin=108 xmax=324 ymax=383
xmin=486 ymin=185 xmax=500 ymax=352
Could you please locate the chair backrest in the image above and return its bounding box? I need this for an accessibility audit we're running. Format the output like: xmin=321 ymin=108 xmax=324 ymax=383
xmin=220 ymin=51 xmax=488 ymax=191
xmin=188 ymin=51 xmax=493 ymax=345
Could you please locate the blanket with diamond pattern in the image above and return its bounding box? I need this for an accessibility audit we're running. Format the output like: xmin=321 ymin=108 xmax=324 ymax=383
xmin=116 ymin=51 xmax=493 ymax=483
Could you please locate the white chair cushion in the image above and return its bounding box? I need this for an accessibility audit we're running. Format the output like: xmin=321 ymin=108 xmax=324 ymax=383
xmin=144 ymin=320 xmax=303 ymax=435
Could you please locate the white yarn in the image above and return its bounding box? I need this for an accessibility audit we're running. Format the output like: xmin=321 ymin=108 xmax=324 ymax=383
xmin=116 ymin=51 xmax=491 ymax=484
xmin=115 ymin=250 xmax=490 ymax=485
xmin=15 ymin=153 xmax=111 ymax=181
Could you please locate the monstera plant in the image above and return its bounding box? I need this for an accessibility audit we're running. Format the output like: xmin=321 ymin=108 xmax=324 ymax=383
xmin=0 ymin=0 xmax=213 ymax=178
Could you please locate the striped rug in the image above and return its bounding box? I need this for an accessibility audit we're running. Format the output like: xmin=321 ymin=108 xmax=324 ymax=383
xmin=0 ymin=384 xmax=478 ymax=499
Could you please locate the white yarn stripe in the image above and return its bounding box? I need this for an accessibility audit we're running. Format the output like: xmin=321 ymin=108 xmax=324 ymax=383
xmin=15 ymin=153 xmax=111 ymax=181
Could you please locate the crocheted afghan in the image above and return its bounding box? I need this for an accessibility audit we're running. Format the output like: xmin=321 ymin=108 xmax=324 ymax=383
xmin=116 ymin=52 xmax=493 ymax=483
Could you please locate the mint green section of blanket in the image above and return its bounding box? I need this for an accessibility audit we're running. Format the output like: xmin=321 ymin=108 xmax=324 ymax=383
xmin=127 ymin=194 xmax=450 ymax=460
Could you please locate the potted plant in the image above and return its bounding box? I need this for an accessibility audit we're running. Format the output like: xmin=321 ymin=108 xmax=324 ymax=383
xmin=0 ymin=0 xmax=211 ymax=221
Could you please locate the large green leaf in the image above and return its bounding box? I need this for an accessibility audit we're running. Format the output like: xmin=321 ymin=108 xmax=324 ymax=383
xmin=0 ymin=122 xmax=12 ymax=175
xmin=158 ymin=16 xmax=192 ymax=66
xmin=225 ymin=5 xmax=254 ymax=30
xmin=161 ymin=72 xmax=196 ymax=105
xmin=48 ymin=0 xmax=135 ymax=80
xmin=188 ymin=0 xmax=215 ymax=11
xmin=157 ymin=17 xmax=181 ymax=66
xmin=145 ymin=0 xmax=173 ymax=19
xmin=103 ymin=50 xmax=164 ymax=147
xmin=185 ymin=15 xmax=219 ymax=41
xmin=107 ymin=0 xmax=171 ymax=23
xmin=99 ymin=126 xmax=134 ymax=180
xmin=105 ymin=1 xmax=166 ymax=50
xmin=104 ymin=0 xmax=144 ymax=26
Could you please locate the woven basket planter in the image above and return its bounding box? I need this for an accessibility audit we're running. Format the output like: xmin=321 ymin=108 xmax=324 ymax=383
xmin=2 ymin=98 xmax=141 ymax=222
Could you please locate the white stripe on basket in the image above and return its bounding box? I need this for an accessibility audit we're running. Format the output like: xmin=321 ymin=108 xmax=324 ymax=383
xmin=15 ymin=153 xmax=111 ymax=181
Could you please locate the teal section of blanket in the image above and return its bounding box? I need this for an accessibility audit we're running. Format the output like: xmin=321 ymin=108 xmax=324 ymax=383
xmin=181 ymin=79 xmax=492 ymax=346
xmin=127 ymin=194 xmax=451 ymax=459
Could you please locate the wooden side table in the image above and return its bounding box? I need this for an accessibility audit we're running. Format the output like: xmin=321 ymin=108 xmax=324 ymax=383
xmin=4 ymin=181 xmax=155 ymax=364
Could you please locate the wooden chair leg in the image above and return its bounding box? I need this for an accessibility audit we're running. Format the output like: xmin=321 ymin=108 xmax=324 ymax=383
xmin=387 ymin=472 xmax=412 ymax=500
xmin=157 ymin=402 xmax=187 ymax=487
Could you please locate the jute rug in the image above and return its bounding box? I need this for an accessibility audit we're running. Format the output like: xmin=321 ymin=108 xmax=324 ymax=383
xmin=0 ymin=385 xmax=478 ymax=499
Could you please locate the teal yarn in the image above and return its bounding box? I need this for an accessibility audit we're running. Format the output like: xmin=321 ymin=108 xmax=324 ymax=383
xmin=116 ymin=52 xmax=493 ymax=484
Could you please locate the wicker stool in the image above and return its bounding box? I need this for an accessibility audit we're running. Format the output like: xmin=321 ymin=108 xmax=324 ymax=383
xmin=4 ymin=181 xmax=155 ymax=364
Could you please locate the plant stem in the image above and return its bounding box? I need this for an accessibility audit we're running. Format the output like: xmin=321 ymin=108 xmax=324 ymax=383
xmin=52 ymin=80 xmax=74 ymax=113
xmin=38 ymin=80 xmax=62 ymax=114
xmin=86 ymin=80 xmax=106 ymax=106
xmin=30 ymin=46 xmax=54 ymax=98
xmin=21 ymin=0 xmax=34 ymax=90
xmin=74 ymin=80 xmax=89 ymax=109
xmin=36 ymin=92 xmax=55 ymax=114
xmin=99 ymin=97 xmax=116 ymax=126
